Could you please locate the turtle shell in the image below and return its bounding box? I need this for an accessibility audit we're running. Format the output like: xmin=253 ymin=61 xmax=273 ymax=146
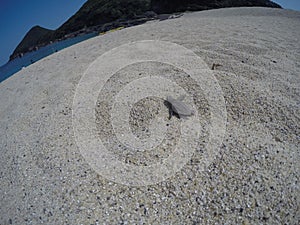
xmin=167 ymin=96 xmax=194 ymax=117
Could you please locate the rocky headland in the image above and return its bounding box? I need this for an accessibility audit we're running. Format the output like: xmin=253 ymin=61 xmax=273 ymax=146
xmin=10 ymin=0 xmax=281 ymax=61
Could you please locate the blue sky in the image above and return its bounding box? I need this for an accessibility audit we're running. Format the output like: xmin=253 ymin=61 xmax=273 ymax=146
xmin=274 ymin=0 xmax=300 ymax=11
xmin=0 ymin=0 xmax=299 ymax=66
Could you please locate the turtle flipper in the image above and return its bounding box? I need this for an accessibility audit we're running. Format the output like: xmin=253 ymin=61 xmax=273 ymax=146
xmin=168 ymin=106 xmax=173 ymax=120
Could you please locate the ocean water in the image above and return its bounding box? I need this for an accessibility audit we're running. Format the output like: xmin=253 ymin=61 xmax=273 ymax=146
xmin=0 ymin=32 xmax=97 ymax=83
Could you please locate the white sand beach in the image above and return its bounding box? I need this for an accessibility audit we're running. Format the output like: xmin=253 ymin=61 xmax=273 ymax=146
xmin=0 ymin=7 xmax=299 ymax=224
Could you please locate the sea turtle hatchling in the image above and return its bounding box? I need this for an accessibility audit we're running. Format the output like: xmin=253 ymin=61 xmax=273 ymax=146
xmin=166 ymin=95 xmax=195 ymax=119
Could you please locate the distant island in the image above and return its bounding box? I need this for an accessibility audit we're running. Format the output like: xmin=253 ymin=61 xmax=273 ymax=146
xmin=10 ymin=0 xmax=281 ymax=61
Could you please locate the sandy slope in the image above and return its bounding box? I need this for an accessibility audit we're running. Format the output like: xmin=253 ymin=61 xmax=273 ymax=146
xmin=0 ymin=7 xmax=299 ymax=224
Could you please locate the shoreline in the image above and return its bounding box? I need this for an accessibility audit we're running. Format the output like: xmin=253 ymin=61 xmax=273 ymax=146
xmin=0 ymin=12 xmax=184 ymax=83
xmin=8 ymin=11 xmax=184 ymax=63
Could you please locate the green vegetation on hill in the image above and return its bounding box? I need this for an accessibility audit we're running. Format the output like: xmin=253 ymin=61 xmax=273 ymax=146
xmin=10 ymin=0 xmax=281 ymax=61
xmin=45 ymin=0 xmax=150 ymax=41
